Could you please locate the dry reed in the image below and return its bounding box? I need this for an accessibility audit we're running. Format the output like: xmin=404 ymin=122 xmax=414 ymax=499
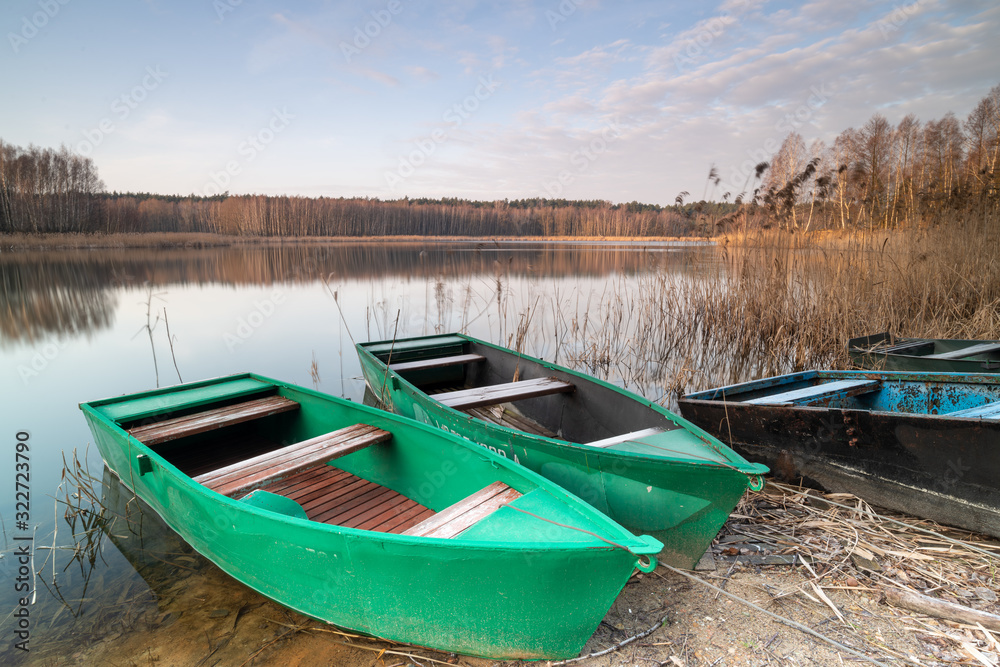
xmin=707 ymin=481 xmax=1000 ymax=665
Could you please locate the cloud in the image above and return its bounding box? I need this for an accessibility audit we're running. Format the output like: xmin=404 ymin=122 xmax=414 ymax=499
xmin=358 ymin=67 xmax=401 ymax=87
xmin=26 ymin=0 xmax=998 ymax=205
xmin=406 ymin=65 xmax=440 ymax=81
xmin=381 ymin=0 xmax=1000 ymax=204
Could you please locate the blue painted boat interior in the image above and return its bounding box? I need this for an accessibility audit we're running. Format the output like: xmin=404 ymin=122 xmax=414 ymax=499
xmin=687 ymin=371 xmax=1000 ymax=419
xmin=862 ymin=380 xmax=997 ymax=415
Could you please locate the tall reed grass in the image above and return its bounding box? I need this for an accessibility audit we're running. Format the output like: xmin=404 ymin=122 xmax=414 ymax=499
xmin=710 ymin=210 xmax=1000 ymax=363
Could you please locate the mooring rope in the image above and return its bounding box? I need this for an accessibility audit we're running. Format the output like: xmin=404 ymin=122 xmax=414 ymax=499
xmin=505 ymin=504 xmax=637 ymax=556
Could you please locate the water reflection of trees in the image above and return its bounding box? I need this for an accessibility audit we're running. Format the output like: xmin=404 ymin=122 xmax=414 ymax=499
xmin=0 ymin=253 xmax=117 ymax=344
xmin=1 ymin=242 xmax=714 ymax=342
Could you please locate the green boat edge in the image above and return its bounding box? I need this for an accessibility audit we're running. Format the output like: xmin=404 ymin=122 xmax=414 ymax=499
xmin=80 ymin=372 xmax=663 ymax=660
xmin=356 ymin=333 xmax=769 ymax=569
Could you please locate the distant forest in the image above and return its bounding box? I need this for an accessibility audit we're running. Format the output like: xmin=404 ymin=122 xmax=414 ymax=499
xmin=1 ymin=83 xmax=997 ymax=237
xmin=0 ymin=144 xmax=704 ymax=236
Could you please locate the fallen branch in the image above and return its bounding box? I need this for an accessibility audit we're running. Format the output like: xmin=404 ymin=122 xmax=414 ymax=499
xmin=324 ymin=640 xmax=454 ymax=666
xmin=882 ymin=587 xmax=1000 ymax=632
xmin=547 ymin=614 xmax=669 ymax=666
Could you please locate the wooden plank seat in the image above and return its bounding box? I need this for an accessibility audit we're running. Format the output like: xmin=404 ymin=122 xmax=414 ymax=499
xmin=193 ymin=423 xmax=392 ymax=498
xmin=436 ymin=377 xmax=575 ymax=410
xmin=925 ymin=342 xmax=1000 ymax=360
xmin=402 ymin=481 xmax=522 ymax=539
xmin=389 ymin=353 xmax=486 ymax=373
xmin=586 ymin=427 xmax=666 ymax=449
xmin=129 ymin=396 xmax=299 ymax=446
xmin=743 ymin=379 xmax=881 ymax=406
xmin=945 ymin=400 xmax=1000 ymax=420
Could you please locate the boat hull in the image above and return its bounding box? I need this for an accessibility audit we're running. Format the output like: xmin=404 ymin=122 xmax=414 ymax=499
xmin=357 ymin=334 xmax=768 ymax=569
xmin=81 ymin=374 xmax=659 ymax=660
xmin=679 ymin=370 xmax=1000 ymax=537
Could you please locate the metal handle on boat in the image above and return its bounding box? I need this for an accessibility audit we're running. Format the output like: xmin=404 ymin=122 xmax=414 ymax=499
xmin=748 ymin=474 xmax=765 ymax=492
xmin=636 ymin=554 xmax=657 ymax=573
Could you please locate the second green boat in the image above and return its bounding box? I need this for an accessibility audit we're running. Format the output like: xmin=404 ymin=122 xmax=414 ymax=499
xmin=356 ymin=334 xmax=769 ymax=568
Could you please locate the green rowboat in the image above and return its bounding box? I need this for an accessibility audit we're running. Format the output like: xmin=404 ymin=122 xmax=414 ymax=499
xmin=849 ymin=333 xmax=1000 ymax=373
xmin=80 ymin=373 xmax=662 ymax=660
xmin=355 ymin=334 xmax=769 ymax=569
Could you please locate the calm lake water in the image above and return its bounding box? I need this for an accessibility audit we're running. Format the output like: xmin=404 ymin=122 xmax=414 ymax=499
xmin=0 ymin=239 xmax=721 ymax=663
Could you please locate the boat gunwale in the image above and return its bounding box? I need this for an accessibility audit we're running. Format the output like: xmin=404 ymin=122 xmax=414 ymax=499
xmin=357 ymin=334 xmax=768 ymax=475
xmin=80 ymin=372 xmax=661 ymax=555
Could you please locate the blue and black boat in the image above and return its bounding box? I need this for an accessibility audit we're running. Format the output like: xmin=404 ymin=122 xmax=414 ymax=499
xmin=679 ymin=370 xmax=1000 ymax=537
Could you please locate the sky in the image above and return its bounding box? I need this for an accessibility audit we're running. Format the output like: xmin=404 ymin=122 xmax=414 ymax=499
xmin=2 ymin=0 xmax=998 ymax=206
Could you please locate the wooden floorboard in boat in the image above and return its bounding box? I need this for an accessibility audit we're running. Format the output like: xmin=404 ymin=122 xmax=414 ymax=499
xmin=465 ymin=405 xmax=559 ymax=438
xmin=275 ymin=467 xmax=355 ymax=501
xmin=297 ymin=477 xmax=381 ymax=514
xmin=313 ymin=486 xmax=397 ymax=525
xmin=376 ymin=504 xmax=436 ymax=534
xmin=264 ymin=464 xmax=433 ymax=534
xmin=337 ymin=494 xmax=411 ymax=529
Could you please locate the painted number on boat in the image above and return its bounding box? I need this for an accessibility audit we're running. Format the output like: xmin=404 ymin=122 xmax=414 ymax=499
xmin=477 ymin=442 xmax=520 ymax=465
xmin=415 ymin=404 xmax=521 ymax=464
